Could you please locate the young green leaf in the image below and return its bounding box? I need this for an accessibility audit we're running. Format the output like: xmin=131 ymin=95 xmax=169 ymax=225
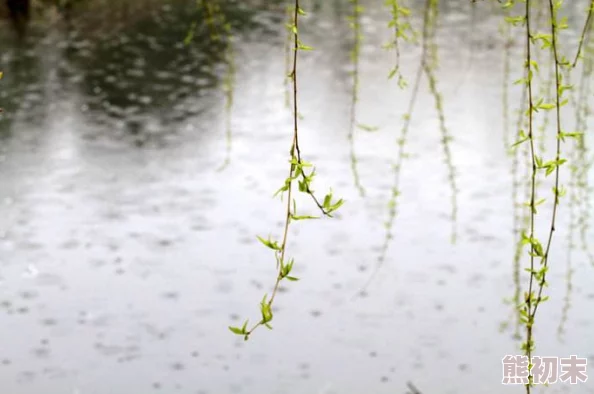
xmin=229 ymin=326 xmax=244 ymax=335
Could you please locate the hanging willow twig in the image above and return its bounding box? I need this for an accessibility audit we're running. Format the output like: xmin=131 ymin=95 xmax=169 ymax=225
xmin=229 ymin=1 xmax=343 ymax=341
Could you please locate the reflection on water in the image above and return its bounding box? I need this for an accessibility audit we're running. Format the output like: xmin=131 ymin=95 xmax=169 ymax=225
xmin=1 ymin=0 xmax=284 ymax=145
xmin=0 ymin=1 xmax=593 ymax=394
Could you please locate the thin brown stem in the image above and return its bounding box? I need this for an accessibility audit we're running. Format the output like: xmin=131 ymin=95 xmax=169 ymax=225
xmin=572 ymin=0 xmax=594 ymax=67
xmin=524 ymin=0 xmax=536 ymax=391
xmin=531 ymin=0 xmax=563 ymax=324
xmin=245 ymin=0 xmax=302 ymax=338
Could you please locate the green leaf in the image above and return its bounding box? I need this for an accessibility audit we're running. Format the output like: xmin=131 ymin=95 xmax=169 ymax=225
xmin=537 ymin=103 xmax=555 ymax=110
xmin=388 ymin=67 xmax=398 ymax=79
xmin=291 ymin=214 xmax=319 ymax=220
xmin=281 ymin=259 xmax=294 ymax=278
xmin=291 ymin=158 xmax=312 ymax=167
xmin=260 ymin=294 xmax=273 ymax=323
xmin=357 ymin=123 xmax=380 ymax=132
xmin=504 ymin=15 xmax=525 ymax=26
xmin=532 ymin=241 xmax=544 ymax=257
xmin=545 ymin=166 xmax=555 ymax=176
xmin=261 ymin=304 xmax=273 ymax=323
xmin=323 ymin=193 xmax=332 ymax=208
xmin=553 ymin=186 xmax=566 ymax=197
xmin=256 ymin=236 xmax=281 ymax=251
xmin=298 ymin=43 xmax=314 ymax=51
xmin=529 ymin=60 xmax=539 ymax=72
xmin=298 ymin=180 xmax=308 ymax=193
xmin=328 ymin=198 xmax=344 ymax=213
xmin=229 ymin=326 xmax=244 ymax=335
xmin=559 ymin=131 xmax=582 ymax=139
xmin=274 ymin=179 xmax=291 ymax=197
xmin=512 ymin=137 xmax=528 ymax=147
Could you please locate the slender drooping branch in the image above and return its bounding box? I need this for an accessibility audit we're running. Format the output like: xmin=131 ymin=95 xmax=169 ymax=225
xmin=510 ymin=27 xmax=529 ymax=338
xmin=356 ymin=0 xmax=457 ymax=298
xmin=423 ymin=0 xmax=458 ymax=244
xmin=358 ymin=64 xmax=423 ymax=297
xmin=572 ymin=0 xmax=594 ymax=67
xmin=518 ymin=1 xmax=568 ymax=391
xmin=229 ymin=1 xmax=343 ymax=341
xmin=559 ymin=19 xmax=594 ymax=335
xmin=530 ymin=0 xmax=566 ymax=326
xmin=521 ymin=1 xmax=537 ymax=390
xmin=386 ymin=0 xmax=414 ymax=87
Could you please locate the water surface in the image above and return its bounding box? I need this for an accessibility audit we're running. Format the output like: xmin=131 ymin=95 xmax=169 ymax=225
xmin=0 ymin=1 xmax=593 ymax=393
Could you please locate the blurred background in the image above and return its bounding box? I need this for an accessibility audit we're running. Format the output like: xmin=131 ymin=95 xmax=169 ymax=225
xmin=0 ymin=1 xmax=593 ymax=393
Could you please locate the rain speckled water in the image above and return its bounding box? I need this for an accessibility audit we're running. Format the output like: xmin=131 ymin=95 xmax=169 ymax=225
xmin=0 ymin=1 xmax=593 ymax=394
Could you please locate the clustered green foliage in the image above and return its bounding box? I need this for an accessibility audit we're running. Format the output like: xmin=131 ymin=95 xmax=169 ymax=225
xmin=229 ymin=2 xmax=343 ymax=341
xmin=220 ymin=4 xmax=594 ymax=385
xmin=533 ymin=0 xmax=555 ymax=176
xmin=494 ymin=4 xmax=594 ymax=390
xmin=499 ymin=0 xmax=587 ymax=392
xmin=3 ymin=0 xmax=594 ymax=391
xmin=385 ymin=0 xmax=414 ymax=88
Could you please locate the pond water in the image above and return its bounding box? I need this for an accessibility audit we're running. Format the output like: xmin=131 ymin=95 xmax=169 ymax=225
xmin=0 ymin=1 xmax=593 ymax=393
